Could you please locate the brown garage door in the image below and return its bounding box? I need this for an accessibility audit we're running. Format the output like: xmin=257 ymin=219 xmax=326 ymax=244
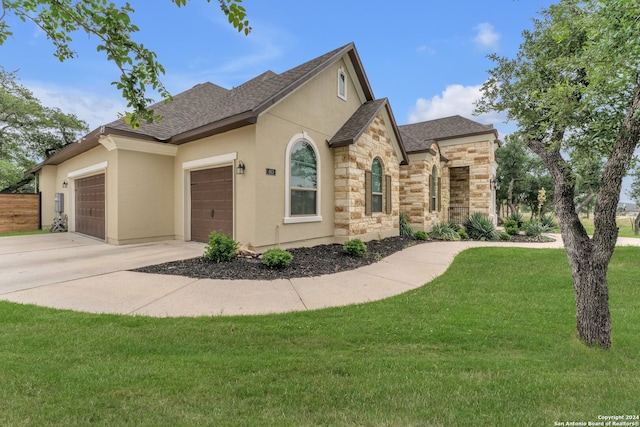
xmin=75 ymin=174 xmax=105 ymax=240
xmin=191 ymin=166 xmax=233 ymax=243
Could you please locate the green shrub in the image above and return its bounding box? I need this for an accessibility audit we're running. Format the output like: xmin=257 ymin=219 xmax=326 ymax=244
xmin=429 ymin=223 xmax=461 ymax=241
xmin=414 ymin=230 xmax=428 ymax=241
xmin=499 ymin=231 xmax=512 ymax=241
xmin=458 ymin=229 xmax=469 ymax=240
xmin=262 ymin=248 xmax=293 ymax=269
xmin=203 ymin=231 xmax=238 ymax=262
xmin=464 ymin=212 xmax=499 ymax=241
xmin=399 ymin=213 xmax=414 ymax=237
xmin=343 ymin=238 xmax=367 ymax=257
xmin=508 ymin=211 xmax=524 ymax=228
xmin=524 ymin=221 xmax=555 ymax=241
xmin=447 ymin=222 xmax=462 ymax=232
xmin=505 ymin=225 xmax=520 ymax=235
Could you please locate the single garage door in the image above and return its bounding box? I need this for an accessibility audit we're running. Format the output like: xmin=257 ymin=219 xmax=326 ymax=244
xmin=191 ymin=166 xmax=233 ymax=243
xmin=75 ymin=174 xmax=105 ymax=240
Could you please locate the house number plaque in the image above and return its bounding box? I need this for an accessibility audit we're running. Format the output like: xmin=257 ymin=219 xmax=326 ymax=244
xmin=266 ymin=168 xmax=276 ymax=176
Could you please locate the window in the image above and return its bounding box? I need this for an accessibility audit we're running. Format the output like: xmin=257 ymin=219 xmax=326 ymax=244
xmin=430 ymin=165 xmax=438 ymax=212
xmin=290 ymin=141 xmax=317 ymax=215
xmin=366 ymin=158 xmax=391 ymax=215
xmin=371 ymin=158 xmax=383 ymax=212
xmin=338 ymin=67 xmax=347 ymax=100
xmin=285 ymin=133 xmax=322 ymax=223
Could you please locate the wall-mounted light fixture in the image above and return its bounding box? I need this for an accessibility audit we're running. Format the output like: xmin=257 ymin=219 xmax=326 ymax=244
xmin=62 ymin=180 xmax=69 ymax=189
xmin=236 ymin=161 xmax=245 ymax=175
xmin=490 ymin=178 xmax=500 ymax=191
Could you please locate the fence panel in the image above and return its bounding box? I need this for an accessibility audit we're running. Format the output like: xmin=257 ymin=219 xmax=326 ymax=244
xmin=0 ymin=194 xmax=41 ymax=233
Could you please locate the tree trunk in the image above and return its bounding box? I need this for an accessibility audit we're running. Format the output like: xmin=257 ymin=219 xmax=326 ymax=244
xmin=634 ymin=212 xmax=640 ymax=236
xmin=507 ymin=179 xmax=518 ymax=215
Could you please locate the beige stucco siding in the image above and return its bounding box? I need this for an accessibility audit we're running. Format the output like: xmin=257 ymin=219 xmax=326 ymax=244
xmin=248 ymin=58 xmax=366 ymax=249
xmin=113 ymin=149 xmax=175 ymax=244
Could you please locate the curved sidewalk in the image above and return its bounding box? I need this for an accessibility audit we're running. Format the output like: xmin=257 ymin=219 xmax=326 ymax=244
xmin=2 ymin=235 xmax=638 ymax=317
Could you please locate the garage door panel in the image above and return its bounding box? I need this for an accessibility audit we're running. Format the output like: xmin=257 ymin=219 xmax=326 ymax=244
xmin=75 ymin=174 xmax=105 ymax=240
xmin=190 ymin=166 xmax=233 ymax=243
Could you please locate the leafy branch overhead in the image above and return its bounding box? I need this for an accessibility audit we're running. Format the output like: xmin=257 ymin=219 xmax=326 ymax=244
xmin=0 ymin=0 xmax=251 ymax=128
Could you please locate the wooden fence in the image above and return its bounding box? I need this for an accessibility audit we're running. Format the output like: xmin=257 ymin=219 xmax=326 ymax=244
xmin=0 ymin=193 xmax=41 ymax=233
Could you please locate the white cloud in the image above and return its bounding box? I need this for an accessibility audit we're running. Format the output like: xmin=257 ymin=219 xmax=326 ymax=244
xmin=473 ymin=22 xmax=500 ymax=50
xmin=408 ymin=83 xmax=510 ymax=132
xmin=26 ymin=82 xmax=127 ymax=131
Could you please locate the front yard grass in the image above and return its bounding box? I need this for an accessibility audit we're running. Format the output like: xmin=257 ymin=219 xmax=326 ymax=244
xmin=1 ymin=247 xmax=639 ymax=426
xmin=580 ymin=215 xmax=639 ymax=238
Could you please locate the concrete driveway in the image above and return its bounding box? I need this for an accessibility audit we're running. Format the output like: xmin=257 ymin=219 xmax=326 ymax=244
xmin=0 ymin=233 xmax=205 ymax=294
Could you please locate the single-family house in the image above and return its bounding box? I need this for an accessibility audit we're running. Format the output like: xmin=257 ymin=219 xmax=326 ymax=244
xmin=29 ymin=43 xmax=498 ymax=250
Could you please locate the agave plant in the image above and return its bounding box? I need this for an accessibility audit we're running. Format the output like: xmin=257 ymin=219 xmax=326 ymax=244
xmin=463 ymin=212 xmax=499 ymax=241
xmin=428 ymin=222 xmax=461 ymax=241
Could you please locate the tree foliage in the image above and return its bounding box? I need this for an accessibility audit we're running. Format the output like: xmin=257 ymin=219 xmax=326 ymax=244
xmin=0 ymin=0 xmax=251 ymax=128
xmin=0 ymin=67 xmax=88 ymax=192
xmin=476 ymin=0 xmax=640 ymax=349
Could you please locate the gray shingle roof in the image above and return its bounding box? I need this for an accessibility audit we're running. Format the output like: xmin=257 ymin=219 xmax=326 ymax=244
xmin=399 ymin=115 xmax=498 ymax=153
xmin=105 ymin=43 xmax=365 ymax=143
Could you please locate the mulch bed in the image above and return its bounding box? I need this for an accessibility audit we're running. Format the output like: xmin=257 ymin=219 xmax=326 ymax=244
xmin=132 ymin=233 xmax=554 ymax=281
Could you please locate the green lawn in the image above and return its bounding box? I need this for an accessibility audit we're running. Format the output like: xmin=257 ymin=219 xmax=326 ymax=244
xmin=1 ymin=247 xmax=639 ymax=426
xmin=580 ymin=215 xmax=639 ymax=238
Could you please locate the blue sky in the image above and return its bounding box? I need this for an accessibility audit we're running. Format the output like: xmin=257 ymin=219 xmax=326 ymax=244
xmin=5 ymin=0 xmax=634 ymax=200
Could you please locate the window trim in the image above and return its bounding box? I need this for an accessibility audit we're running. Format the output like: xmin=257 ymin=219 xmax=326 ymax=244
xmin=337 ymin=67 xmax=347 ymax=101
xmin=284 ymin=132 xmax=322 ymax=224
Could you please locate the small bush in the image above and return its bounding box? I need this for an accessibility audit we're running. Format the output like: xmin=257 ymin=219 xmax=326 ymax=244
xmin=399 ymin=213 xmax=414 ymax=237
xmin=203 ymin=231 xmax=238 ymax=262
xmin=508 ymin=211 xmax=524 ymax=228
xmin=458 ymin=229 xmax=469 ymax=240
xmin=414 ymin=230 xmax=428 ymax=241
xmin=505 ymin=225 xmax=520 ymax=235
xmin=262 ymin=248 xmax=293 ymax=269
xmin=499 ymin=231 xmax=512 ymax=241
xmin=447 ymin=222 xmax=462 ymax=232
xmin=429 ymin=223 xmax=461 ymax=241
xmin=464 ymin=212 xmax=499 ymax=241
xmin=343 ymin=238 xmax=367 ymax=257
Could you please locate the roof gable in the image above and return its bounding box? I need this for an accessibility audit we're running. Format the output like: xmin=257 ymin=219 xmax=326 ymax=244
xmin=399 ymin=115 xmax=498 ymax=153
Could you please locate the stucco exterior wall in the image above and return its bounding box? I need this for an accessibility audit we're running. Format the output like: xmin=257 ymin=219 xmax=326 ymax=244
xmin=249 ymin=58 xmax=366 ymax=250
xmin=113 ymin=149 xmax=175 ymax=244
xmin=334 ymin=112 xmax=400 ymax=241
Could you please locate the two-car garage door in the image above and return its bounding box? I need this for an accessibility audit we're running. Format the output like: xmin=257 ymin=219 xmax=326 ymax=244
xmin=75 ymin=174 xmax=105 ymax=240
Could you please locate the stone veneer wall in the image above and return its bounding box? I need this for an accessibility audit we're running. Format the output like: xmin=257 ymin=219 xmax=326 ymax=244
xmin=334 ymin=113 xmax=400 ymax=240
xmin=399 ymin=156 xmax=445 ymax=231
xmin=439 ymin=139 xmax=495 ymax=219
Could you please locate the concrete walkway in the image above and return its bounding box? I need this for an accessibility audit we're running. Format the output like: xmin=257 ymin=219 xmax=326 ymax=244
xmin=1 ymin=233 xmax=639 ymax=317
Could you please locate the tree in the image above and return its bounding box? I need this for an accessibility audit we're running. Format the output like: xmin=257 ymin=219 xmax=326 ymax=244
xmin=476 ymin=0 xmax=640 ymax=349
xmin=627 ymin=166 xmax=640 ymax=235
xmin=0 ymin=0 xmax=250 ymax=128
xmin=0 ymin=67 xmax=88 ymax=192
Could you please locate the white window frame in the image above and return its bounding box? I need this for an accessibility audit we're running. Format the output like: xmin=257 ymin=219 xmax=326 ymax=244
xmin=371 ymin=158 xmax=383 ymax=213
xmin=284 ymin=132 xmax=322 ymax=224
xmin=337 ymin=67 xmax=347 ymax=101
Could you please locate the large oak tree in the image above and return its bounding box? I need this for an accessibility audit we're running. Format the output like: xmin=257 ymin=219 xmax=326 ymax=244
xmin=476 ymin=0 xmax=640 ymax=348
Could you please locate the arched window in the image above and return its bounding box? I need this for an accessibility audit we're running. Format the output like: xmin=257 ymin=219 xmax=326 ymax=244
xmin=290 ymin=141 xmax=317 ymax=215
xmin=285 ymin=133 xmax=322 ymax=223
xmin=371 ymin=158 xmax=383 ymax=213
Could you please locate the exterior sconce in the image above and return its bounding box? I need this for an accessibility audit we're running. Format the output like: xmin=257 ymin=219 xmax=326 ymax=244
xmin=490 ymin=178 xmax=500 ymax=191
xmin=62 ymin=180 xmax=69 ymax=188
xmin=236 ymin=161 xmax=245 ymax=175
